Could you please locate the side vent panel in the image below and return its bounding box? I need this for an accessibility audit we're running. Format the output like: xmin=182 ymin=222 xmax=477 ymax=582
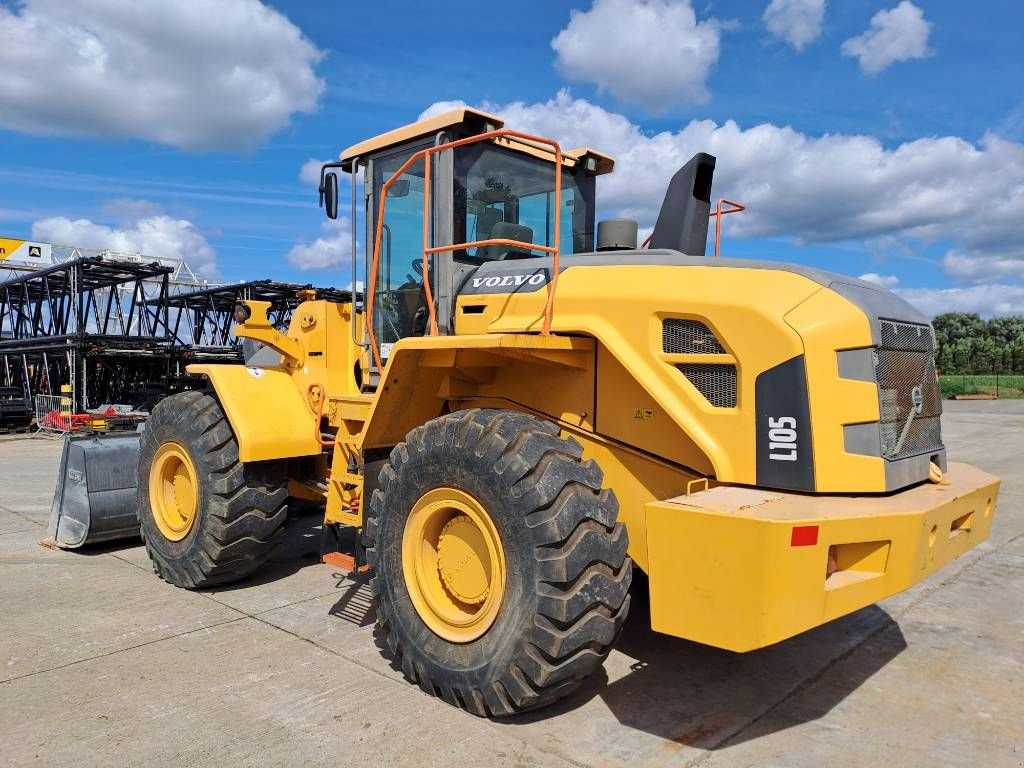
xmin=663 ymin=319 xmax=726 ymax=354
xmin=676 ymin=363 xmax=737 ymax=408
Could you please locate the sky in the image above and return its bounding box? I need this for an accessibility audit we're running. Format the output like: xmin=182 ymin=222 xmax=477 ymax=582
xmin=1 ymin=0 xmax=1022 ymax=317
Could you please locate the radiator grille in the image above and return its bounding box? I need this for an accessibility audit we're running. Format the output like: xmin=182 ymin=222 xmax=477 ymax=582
xmin=875 ymin=320 xmax=943 ymax=461
xmin=663 ymin=319 xmax=725 ymax=354
xmin=677 ymin=364 xmax=737 ymax=408
xmin=879 ymin=318 xmax=935 ymax=353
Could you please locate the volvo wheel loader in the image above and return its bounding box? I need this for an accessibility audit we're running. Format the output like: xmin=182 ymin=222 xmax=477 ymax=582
xmin=49 ymin=107 xmax=1000 ymax=717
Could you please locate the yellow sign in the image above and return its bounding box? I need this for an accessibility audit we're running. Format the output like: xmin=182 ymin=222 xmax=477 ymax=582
xmin=0 ymin=238 xmax=25 ymax=261
xmin=633 ymin=407 xmax=654 ymax=420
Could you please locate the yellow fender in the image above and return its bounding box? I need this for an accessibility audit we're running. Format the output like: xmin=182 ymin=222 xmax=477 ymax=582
xmin=187 ymin=364 xmax=321 ymax=462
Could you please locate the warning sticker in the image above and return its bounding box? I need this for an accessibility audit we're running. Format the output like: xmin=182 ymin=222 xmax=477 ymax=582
xmin=0 ymin=238 xmax=25 ymax=260
xmin=0 ymin=238 xmax=52 ymax=265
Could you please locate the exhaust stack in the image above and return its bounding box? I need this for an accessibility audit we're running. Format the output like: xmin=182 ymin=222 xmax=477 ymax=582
xmin=648 ymin=152 xmax=716 ymax=256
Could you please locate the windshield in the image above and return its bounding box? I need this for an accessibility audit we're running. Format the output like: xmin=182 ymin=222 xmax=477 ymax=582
xmin=364 ymin=139 xmax=598 ymax=355
xmin=453 ymin=143 xmax=595 ymax=262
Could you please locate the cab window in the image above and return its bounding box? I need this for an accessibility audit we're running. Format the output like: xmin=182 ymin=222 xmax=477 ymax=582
xmin=453 ymin=144 xmax=594 ymax=262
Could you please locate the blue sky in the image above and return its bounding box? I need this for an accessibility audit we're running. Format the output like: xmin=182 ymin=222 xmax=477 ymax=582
xmin=1 ymin=0 xmax=1022 ymax=316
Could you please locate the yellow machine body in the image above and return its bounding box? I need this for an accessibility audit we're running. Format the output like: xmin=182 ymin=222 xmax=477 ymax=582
xmin=187 ymin=108 xmax=1000 ymax=653
xmin=645 ymin=462 xmax=998 ymax=651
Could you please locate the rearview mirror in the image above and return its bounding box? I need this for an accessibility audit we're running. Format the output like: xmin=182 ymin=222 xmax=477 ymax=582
xmin=386 ymin=179 xmax=411 ymax=198
xmin=321 ymin=171 xmax=339 ymax=220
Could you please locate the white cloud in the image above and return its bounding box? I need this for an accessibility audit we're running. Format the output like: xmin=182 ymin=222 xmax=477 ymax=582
xmin=763 ymin=0 xmax=826 ymax=51
xmin=421 ymin=92 xmax=1024 ymax=258
xmin=841 ymin=1 xmax=932 ymax=76
xmin=551 ymin=0 xmax=724 ymax=112
xmin=101 ymin=198 xmax=166 ymax=224
xmin=896 ymin=284 xmax=1024 ymax=318
xmin=286 ymin=218 xmax=353 ymax=272
xmin=941 ymin=251 xmax=1024 ymax=283
xmin=859 ymin=272 xmax=900 ymax=288
xmin=0 ymin=0 xmax=324 ymax=151
xmin=300 ymin=158 xmax=335 ymax=186
xmin=32 ymin=212 xmax=217 ymax=276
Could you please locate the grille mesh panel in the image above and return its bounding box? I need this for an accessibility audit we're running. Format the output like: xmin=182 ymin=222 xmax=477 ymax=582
xmin=875 ymin=320 xmax=943 ymax=460
xmin=879 ymin=318 xmax=936 ymax=353
xmin=677 ymin=364 xmax=737 ymax=408
xmin=663 ymin=319 xmax=725 ymax=354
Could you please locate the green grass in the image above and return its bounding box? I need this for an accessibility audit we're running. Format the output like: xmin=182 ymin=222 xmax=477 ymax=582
xmin=940 ymin=374 xmax=1024 ymax=399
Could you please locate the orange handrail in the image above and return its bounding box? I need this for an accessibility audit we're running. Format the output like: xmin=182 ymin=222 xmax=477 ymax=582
xmin=366 ymin=129 xmax=564 ymax=373
xmin=710 ymin=198 xmax=745 ymax=258
xmin=639 ymin=197 xmax=745 ymax=256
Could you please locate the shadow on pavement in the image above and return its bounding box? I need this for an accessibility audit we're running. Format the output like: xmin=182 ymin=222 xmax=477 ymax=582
xmin=79 ymin=504 xmax=907 ymax=747
xmin=509 ymin=577 xmax=907 ymax=749
xmin=67 ymin=535 xmax=144 ymax=555
xmin=328 ymin=572 xmax=376 ymax=627
xmin=208 ymin=505 xmax=330 ymax=591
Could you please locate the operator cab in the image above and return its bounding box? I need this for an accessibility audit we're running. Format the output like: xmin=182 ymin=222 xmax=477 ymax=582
xmin=320 ymin=108 xmax=613 ymax=378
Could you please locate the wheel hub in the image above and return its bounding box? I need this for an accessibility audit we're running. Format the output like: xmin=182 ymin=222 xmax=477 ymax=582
xmin=149 ymin=442 xmax=198 ymax=542
xmin=437 ymin=515 xmax=491 ymax=604
xmin=402 ymin=487 xmax=506 ymax=643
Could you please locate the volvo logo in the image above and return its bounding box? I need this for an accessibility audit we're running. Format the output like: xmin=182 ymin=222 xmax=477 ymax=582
xmin=470 ymin=273 xmax=546 ymax=289
xmin=911 ymin=385 xmax=924 ymax=414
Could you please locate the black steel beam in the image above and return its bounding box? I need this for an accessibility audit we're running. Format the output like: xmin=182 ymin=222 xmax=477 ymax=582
xmin=155 ymin=280 xmax=351 ymax=349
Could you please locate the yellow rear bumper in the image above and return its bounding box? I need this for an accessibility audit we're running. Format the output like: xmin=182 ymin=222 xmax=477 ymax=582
xmin=644 ymin=462 xmax=999 ymax=652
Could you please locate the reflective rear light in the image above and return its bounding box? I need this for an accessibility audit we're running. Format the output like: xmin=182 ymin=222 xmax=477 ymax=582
xmin=790 ymin=525 xmax=819 ymax=547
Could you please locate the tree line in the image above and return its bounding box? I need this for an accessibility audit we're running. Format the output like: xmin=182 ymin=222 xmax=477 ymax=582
xmin=932 ymin=313 xmax=1024 ymax=375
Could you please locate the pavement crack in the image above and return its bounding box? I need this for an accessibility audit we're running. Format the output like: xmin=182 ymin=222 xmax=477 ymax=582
xmin=245 ymin=612 xmax=407 ymax=686
xmin=0 ymin=615 xmax=248 ymax=686
xmin=248 ymin=590 xmax=347 ymax=617
xmin=0 ymin=505 xmax=45 ymax=527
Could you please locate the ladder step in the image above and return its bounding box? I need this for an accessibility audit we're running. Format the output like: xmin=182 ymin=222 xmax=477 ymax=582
xmin=322 ymin=551 xmax=371 ymax=574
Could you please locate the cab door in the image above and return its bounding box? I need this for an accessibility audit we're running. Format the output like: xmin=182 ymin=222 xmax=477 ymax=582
xmin=364 ymin=141 xmax=456 ymax=372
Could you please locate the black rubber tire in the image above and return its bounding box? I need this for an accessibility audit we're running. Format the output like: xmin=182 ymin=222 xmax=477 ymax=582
xmin=138 ymin=391 xmax=288 ymax=589
xmin=365 ymin=408 xmax=632 ymax=717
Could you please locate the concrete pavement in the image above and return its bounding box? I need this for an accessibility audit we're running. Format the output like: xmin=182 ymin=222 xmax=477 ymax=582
xmin=1 ymin=401 xmax=1021 ymax=767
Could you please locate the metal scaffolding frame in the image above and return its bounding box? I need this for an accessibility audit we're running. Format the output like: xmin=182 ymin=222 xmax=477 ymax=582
xmin=0 ymin=257 xmax=173 ymax=410
xmin=0 ymin=257 xmax=351 ymax=411
xmin=159 ymin=280 xmax=352 ymax=358
xmin=0 ymin=243 xmax=207 ymax=290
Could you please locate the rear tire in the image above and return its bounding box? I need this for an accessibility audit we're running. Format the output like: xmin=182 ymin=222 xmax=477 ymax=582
xmin=138 ymin=391 xmax=288 ymax=588
xmin=365 ymin=408 xmax=632 ymax=717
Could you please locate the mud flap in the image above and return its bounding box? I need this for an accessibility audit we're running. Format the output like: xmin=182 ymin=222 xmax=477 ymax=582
xmin=46 ymin=432 xmax=143 ymax=549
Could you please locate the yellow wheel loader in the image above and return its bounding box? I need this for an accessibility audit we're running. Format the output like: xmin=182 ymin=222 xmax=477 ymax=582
xmin=49 ymin=108 xmax=1000 ymax=717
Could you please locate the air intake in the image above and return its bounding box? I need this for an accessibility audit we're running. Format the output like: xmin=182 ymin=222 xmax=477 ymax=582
xmin=649 ymin=153 xmax=716 ymax=256
xmin=663 ymin=319 xmax=726 ymax=354
xmin=676 ymin=363 xmax=737 ymax=408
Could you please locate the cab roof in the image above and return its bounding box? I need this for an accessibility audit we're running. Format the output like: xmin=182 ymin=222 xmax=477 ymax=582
xmin=339 ymin=107 xmax=614 ymax=175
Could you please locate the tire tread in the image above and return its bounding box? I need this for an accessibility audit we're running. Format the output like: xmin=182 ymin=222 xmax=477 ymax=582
xmin=139 ymin=393 xmax=287 ymax=589
xmin=365 ymin=408 xmax=631 ymax=717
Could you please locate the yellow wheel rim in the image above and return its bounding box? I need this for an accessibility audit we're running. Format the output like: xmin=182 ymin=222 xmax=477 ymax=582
xmin=402 ymin=487 xmax=506 ymax=643
xmin=149 ymin=442 xmax=199 ymax=542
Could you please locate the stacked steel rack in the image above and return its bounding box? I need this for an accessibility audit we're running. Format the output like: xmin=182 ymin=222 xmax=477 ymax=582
xmin=160 ymin=280 xmax=352 ymax=360
xmin=0 ymin=252 xmax=350 ymax=413
xmin=0 ymin=257 xmax=173 ymax=411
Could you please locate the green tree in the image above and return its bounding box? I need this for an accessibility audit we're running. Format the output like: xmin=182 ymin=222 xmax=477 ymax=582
xmin=931 ymin=312 xmax=1024 ymax=374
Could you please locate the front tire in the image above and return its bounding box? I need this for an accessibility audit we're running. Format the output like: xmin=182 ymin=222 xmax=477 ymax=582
xmin=365 ymin=409 xmax=632 ymax=717
xmin=138 ymin=391 xmax=288 ymax=588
